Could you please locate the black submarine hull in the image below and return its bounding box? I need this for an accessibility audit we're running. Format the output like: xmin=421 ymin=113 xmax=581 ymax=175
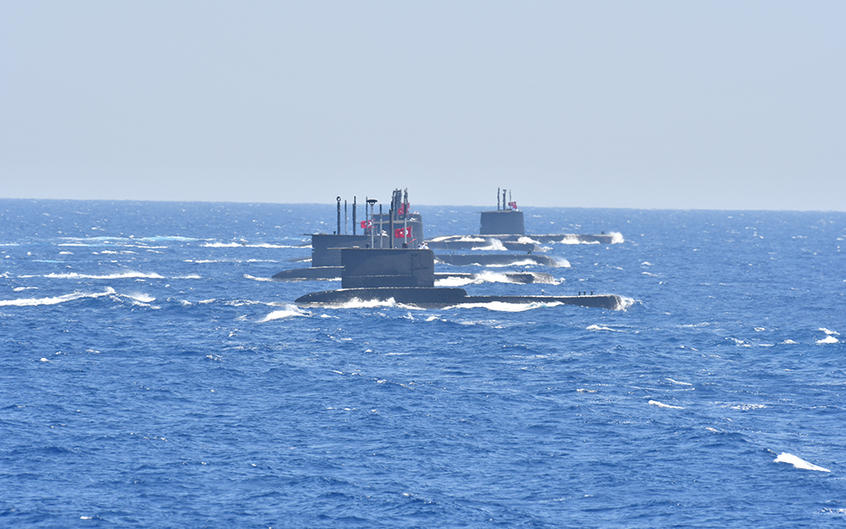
xmin=295 ymin=287 xmax=623 ymax=310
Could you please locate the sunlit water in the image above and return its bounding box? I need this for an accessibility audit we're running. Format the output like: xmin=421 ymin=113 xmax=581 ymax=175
xmin=1 ymin=200 xmax=844 ymax=528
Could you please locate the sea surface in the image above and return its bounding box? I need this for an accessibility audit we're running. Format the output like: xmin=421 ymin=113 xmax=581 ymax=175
xmin=1 ymin=199 xmax=845 ymax=528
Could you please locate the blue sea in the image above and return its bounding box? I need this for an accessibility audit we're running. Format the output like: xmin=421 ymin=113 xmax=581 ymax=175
xmin=1 ymin=199 xmax=844 ymax=528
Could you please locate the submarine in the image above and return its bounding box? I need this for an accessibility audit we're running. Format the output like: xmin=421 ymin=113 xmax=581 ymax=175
xmin=272 ymin=189 xmax=554 ymax=284
xmin=427 ymin=188 xmax=623 ymax=247
xmin=295 ymin=247 xmax=626 ymax=310
xmin=272 ymin=189 xmax=418 ymax=281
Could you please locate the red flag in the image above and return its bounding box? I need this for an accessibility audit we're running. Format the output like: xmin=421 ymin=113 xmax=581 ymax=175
xmin=508 ymin=201 xmax=517 ymax=210
xmin=394 ymin=226 xmax=412 ymax=238
xmin=360 ymin=220 xmax=372 ymax=229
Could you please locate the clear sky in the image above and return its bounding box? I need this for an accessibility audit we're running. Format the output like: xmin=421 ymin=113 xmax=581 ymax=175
xmin=1 ymin=1 xmax=844 ymax=210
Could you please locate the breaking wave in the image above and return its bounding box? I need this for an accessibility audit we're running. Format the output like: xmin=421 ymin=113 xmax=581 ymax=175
xmin=817 ymin=328 xmax=840 ymax=344
xmin=444 ymin=301 xmax=564 ymax=312
xmin=471 ymin=239 xmax=507 ymax=251
xmin=648 ymin=400 xmax=684 ymax=410
xmin=259 ymin=304 xmax=309 ymax=322
xmin=773 ymin=452 xmax=830 ymax=472
xmin=44 ymin=271 xmax=165 ymax=280
xmin=0 ymin=287 xmax=116 ymax=307
xmin=244 ymin=274 xmax=273 ymax=282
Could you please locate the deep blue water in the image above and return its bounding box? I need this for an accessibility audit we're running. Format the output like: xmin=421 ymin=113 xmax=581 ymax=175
xmin=1 ymin=199 xmax=845 ymax=528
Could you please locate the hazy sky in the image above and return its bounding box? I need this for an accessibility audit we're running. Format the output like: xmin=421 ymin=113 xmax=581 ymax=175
xmin=1 ymin=1 xmax=844 ymax=209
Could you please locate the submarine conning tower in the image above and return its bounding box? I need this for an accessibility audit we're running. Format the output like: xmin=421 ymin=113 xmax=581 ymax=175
xmin=480 ymin=187 xmax=525 ymax=235
xmin=308 ymin=189 xmax=418 ymax=266
xmin=341 ymin=248 xmax=434 ymax=288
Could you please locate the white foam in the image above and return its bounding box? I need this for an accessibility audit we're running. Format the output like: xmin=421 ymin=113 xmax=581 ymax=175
xmin=243 ymin=274 xmax=273 ymax=282
xmin=648 ymin=400 xmax=684 ymax=410
xmin=203 ymin=242 xmax=244 ymax=248
xmin=558 ymin=235 xmax=598 ymax=245
xmin=586 ymin=324 xmax=620 ymax=332
xmin=517 ymin=236 xmax=541 ymax=245
xmin=320 ymin=297 xmax=423 ymax=310
xmin=614 ymin=296 xmax=636 ymax=311
xmin=435 ymin=270 xmax=528 ymax=287
xmin=472 ymin=239 xmax=507 ymax=251
xmin=817 ymin=335 xmax=839 ymax=344
xmin=819 ymin=328 xmax=840 ymax=336
xmin=666 ymin=378 xmax=693 ymax=386
xmin=609 ymin=232 xmax=625 ymax=244
xmin=173 ymin=274 xmax=202 ymax=279
xmin=782 ymin=339 xmax=798 ymax=344
xmin=44 ymin=271 xmax=164 ymax=280
xmin=553 ymin=258 xmax=571 ymax=268
xmin=123 ymin=292 xmax=155 ymax=303
xmin=444 ymin=301 xmax=564 ymax=312
xmin=774 ymin=452 xmax=830 ymax=472
xmin=259 ymin=304 xmax=309 ymax=322
xmin=13 ymin=286 xmax=37 ymax=292
xmin=0 ymin=287 xmax=116 ymax=307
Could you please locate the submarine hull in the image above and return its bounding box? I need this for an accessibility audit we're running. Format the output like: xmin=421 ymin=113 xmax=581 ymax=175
xmin=272 ymin=266 xmax=343 ymax=281
xmin=295 ymin=287 xmax=623 ymax=310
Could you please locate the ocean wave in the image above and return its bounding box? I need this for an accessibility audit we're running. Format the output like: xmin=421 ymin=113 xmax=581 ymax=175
xmin=471 ymin=239 xmax=507 ymax=251
xmin=244 ymin=274 xmax=273 ymax=282
xmin=648 ymin=400 xmax=685 ymax=410
xmin=44 ymin=271 xmax=164 ymax=280
xmin=610 ymin=232 xmax=624 ymax=244
xmin=172 ymin=274 xmax=202 ymax=279
xmin=586 ymin=324 xmax=621 ymax=332
xmin=203 ymin=242 xmax=304 ymax=249
xmin=773 ymin=452 xmax=830 ymax=472
xmin=434 ymin=270 xmax=542 ymax=287
xmin=444 ymin=301 xmax=564 ymax=312
xmin=13 ymin=286 xmax=37 ymax=292
xmin=259 ymin=304 xmax=309 ymax=322
xmin=517 ymin=236 xmax=541 ymax=245
xmin=614 ymin=296 xmax=636 ymax=311
xmin=0 ymin=287 xmax=116 ymax=307
xmin=559 ymin=235 xmax=600 ymax=245
xmin=666 ymin=378 xmax=693 ymax=386
xmin=816 ymin=335 xmax=839 ymax=344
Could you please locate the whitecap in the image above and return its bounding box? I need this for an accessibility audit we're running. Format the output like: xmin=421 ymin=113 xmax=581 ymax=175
xmin=13 ymin=286 xmax=37 ymax=292
xmin=774 ymin=452 xmax=830 ymax=472
xmin=609 ymin=232 xmax=625 ymax=244
xmin=781 ymin=339 xmax=798 ymax=344
xmin=0 ymin=287 xmax=116 ymax=307
xmin=819 ymin=328 xmax=840 ymax=336
xmin=517 ymin=236 xmax=541 ymax=245
xmin=44 ymin=271 xmax=164 ymax=280
xmin=586 ymin=324 xmax=620 ymax=332
xmin=259 ymin=305 xmax=309 ymax=322
xmin=122 ymin=292 xmax=155 ymax=304
xmin=648 ymin=400 xmax=684 ymax=410
xmin=615 ymin=296 xmax=636 ymax=311
xmin=172 ymin=274 xmax=202 ymax=279
xmin=471 ymin=239 xmax=507 ymax=251
xmin=444 ymin=301 xmax=563 ymax=312
xmin=243 ymin=274 xmax=273 ymax=282
xmin=817 ymin=335 xmax=839 ymax=344
xmin=666 ymin=378 xmax=693 ymax=386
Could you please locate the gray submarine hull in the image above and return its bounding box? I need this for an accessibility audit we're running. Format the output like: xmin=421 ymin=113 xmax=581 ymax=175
xmin=293 ymin=248 xmax=625 ymax=310
xmin=295 ymin=287 xmax=623 ymax=310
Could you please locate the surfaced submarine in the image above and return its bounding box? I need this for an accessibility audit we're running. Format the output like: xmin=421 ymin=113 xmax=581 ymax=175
xmin=428 ymin=188 xmax=623 ymax=247
xmin=272 ymin=189 xmax=553 ymax=284
xmin=295 ymin=247 xmax=626 ymax=310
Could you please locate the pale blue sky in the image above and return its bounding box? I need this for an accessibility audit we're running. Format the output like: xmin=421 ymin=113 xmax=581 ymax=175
xmin=1 ymin=1 xmax=844 ymax=209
